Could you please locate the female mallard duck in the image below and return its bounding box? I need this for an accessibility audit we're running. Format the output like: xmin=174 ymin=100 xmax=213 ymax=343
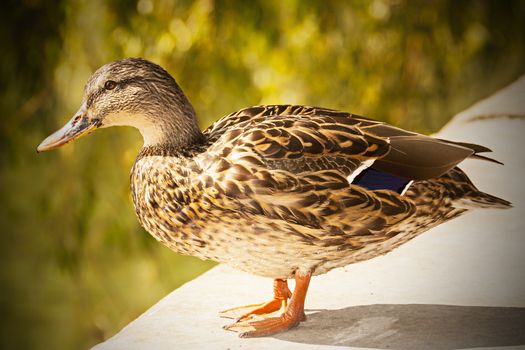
xmin=38 ymin=58 xmax=511 ymax=337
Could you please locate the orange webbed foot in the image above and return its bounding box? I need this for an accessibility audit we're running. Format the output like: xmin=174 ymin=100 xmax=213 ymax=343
xmin=219 ymin=279 xmax=291 ymax=321
xmin=223 ymin=272 xmax=311 ymax=337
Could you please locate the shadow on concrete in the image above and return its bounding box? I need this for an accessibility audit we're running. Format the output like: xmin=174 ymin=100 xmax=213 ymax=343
xmin=275 ymin=304 xmax=525 ymax=349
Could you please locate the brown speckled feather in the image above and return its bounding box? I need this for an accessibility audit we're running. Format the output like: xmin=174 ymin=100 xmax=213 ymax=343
xmin=205 ymin=105 xmax=483 ymax=180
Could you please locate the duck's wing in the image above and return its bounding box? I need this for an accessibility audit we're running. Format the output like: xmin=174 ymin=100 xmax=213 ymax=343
xmin=204 ymin=105 xmax=389 ymax=180
xmin=205 ymin=105 xmax=490 ymax=182
xmin=198 ymin=105 xmax=501 ymax=245
xmin=200 ymin=106 xmax=413 ymax=242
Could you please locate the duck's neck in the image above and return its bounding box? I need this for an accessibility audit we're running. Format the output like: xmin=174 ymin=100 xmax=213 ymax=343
xmin=138 ymin=110 xmax=203 ymax=149
xmin=125 ymin=94 xmax=204 ymax=150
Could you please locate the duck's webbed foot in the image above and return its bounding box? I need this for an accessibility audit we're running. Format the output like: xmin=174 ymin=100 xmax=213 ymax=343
xmin=219 ymin=278 xmax=292 ymax=321
xmin=222 ymin=272 xmax=311 ymax=337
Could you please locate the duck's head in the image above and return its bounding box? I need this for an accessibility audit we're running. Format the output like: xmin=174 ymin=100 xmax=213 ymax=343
xmin=37 ymin=58 xmax=202 ymax=152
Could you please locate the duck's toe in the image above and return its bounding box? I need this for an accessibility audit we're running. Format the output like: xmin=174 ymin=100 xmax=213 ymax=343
xmin=225 ymin=312 xmax=306 ymax=337
xmin=219 ymin=299 xmax=284 ymax=321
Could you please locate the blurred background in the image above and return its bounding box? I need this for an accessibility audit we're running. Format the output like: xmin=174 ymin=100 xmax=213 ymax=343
xmin=1 ymin=0 xmax=524 ymax=349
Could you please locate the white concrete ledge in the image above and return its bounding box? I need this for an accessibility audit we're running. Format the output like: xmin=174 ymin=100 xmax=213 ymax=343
xmin=93 ymin=77 xmax=525 ymax=350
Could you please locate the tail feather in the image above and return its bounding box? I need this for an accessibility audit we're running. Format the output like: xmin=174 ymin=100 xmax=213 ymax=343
xmin=437 ymin=167 xmax=512 ymax=210
xmin=455 ymin=191 xmax=512 ymax=209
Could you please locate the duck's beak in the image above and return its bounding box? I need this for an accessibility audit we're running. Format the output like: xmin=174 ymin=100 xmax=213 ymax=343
xmin=37 ymin=108 xmax=100 ymax=152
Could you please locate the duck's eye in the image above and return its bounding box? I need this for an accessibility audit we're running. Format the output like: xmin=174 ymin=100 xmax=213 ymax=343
xmin=104 ymin=80 xmax=117 ymax=90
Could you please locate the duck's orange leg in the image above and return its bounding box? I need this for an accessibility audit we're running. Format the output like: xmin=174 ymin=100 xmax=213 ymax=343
xmin=219 ymin=278 xmax=292 ymax=321
xmin=224 ymin=271 xmax=311 ymax=337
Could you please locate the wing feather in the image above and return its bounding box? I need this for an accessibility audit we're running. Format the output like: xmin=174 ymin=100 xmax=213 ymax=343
xmin=205 ymin=106 xmax=390 ymax=179
xmin=204 ymin=104 xmax=497 ymax=181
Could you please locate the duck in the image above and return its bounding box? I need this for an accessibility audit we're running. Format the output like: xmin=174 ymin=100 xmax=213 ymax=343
xmin=37 ymin=57 xmax=511 ymax=337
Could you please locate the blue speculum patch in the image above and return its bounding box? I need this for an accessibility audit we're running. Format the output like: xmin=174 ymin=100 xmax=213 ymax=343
xmin=354 ymin=168 xmax=411 ymax=194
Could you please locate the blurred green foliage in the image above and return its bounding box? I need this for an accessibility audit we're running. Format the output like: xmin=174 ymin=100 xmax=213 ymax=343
xmin=1 ymin=0 xmax=524 ymax=348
